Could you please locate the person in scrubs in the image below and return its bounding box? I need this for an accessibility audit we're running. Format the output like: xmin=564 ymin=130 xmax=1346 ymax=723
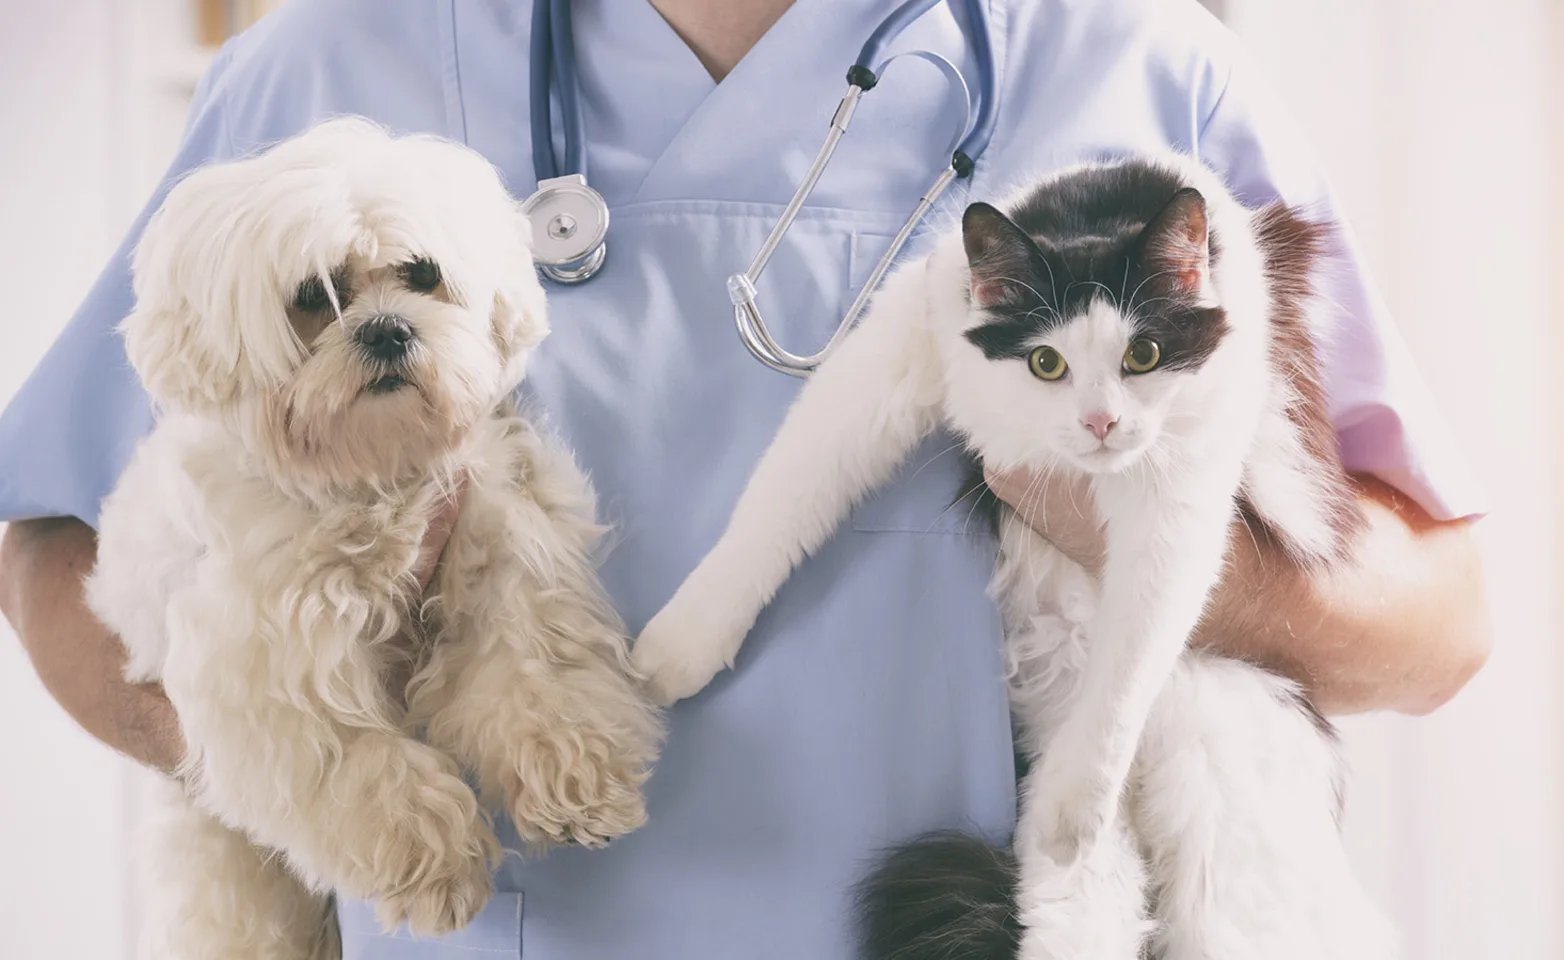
xmin=0 ymin=1 xmax=1491 ymax=957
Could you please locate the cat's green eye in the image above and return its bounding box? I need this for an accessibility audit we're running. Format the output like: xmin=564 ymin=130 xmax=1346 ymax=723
xmin=1028 ymin=346 xmax=1068 ymax=381
xmin=1123 ymin=337 xmax=1161 ymax=374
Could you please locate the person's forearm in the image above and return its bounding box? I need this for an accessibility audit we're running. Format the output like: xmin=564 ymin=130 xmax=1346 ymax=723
xmin=986 ymin=468 xmax=1492 ymax=716
xmin=0 ymin=517 xmax=184 ymax=774
xmin=1196 ymin=475 xmax=1491 ymax=715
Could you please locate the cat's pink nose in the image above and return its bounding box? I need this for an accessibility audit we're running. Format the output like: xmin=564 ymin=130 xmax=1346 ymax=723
xmin=1082 ymin=412 xmax=1118 ymax=441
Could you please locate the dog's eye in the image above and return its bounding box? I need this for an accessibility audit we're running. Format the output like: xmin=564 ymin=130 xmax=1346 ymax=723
xmin=293 ymin=277 xmax=332 ymax=312
xmin=401 ymin=258 xmax=442 ymax=293
xmin=293 ymin=270 xmax=351 ymax=313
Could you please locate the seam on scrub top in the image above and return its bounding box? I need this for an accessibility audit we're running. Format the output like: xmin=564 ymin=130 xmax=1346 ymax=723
xmin=602 ymin=198 xmax=911 ymax=227
xmin=217 ymin=98 xmax=235 ymax=160
xmin=1195 ymin=59 xmax=1236 ymax=146
xmin=437 ymin=0 xmax=468 ymax=144
xmin=353 ymin=937 xmax=516 ymax=955
xmin=0 ymin=475 xmax=58 ymax=526
xmin=343 ymin=893 xmax=522 ymax=954
xmin=199 ymin=42 xmax=237 ymax=160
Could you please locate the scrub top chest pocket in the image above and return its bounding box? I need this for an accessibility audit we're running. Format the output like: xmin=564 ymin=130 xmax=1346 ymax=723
xmin=336 ymin=893 xmax=524 ymax=959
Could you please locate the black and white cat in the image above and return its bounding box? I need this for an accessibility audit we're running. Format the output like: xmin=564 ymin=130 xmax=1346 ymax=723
xmin=631 ymin=154 xmax=1398 ymax=959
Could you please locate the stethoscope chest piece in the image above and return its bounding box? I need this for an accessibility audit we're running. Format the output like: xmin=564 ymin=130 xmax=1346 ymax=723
xmin=523 ymin=173 xmax=609 ymax=284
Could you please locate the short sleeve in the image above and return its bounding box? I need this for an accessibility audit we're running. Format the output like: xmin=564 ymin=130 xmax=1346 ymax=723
xmin=0 ymin=46 xmax=240 ymax=526
xmin=1195 ymin=48 xmax=1486 ymax=521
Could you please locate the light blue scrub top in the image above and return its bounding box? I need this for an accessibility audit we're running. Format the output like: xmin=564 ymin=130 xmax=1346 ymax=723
xmin=0 ymin=1 xmax=1479 ymax=957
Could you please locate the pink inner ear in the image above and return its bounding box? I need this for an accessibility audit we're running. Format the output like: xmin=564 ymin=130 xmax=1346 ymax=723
xmin=972 ymin=278 xmax=1008 ymax=308
xmin=1142 ymin=190 xmax=1212 ymax=297
xmin=1158 ymin=226 xmax=1209 ymax=295
xmin=1176 ymin=208 xmax=1210 ymax=292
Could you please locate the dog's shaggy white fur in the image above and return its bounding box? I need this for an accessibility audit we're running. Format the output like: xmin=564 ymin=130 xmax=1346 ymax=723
xmin=85 ymin=118 xmax=664 ymax=959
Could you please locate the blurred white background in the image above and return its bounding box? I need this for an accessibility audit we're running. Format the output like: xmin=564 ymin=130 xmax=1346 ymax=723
xmin=0 ymin=1 xmax=1559 ymax=958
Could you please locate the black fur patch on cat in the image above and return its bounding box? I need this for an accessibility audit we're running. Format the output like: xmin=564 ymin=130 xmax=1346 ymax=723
xmin=855 ymin=831 xmax=1022 ymax=960
xmin=1278 ymin=682 xmax=1347 ymax=825
xmin=962 ymin=161 xmax=1229 ymax=373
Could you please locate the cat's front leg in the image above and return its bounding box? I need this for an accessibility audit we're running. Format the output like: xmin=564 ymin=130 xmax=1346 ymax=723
xmin=634 ymin=257 xmax=944 ymax=704
xmin=1028 ymin=462 xmax=1242 ymax=867
xmin=1010 ymin=761 xmax=1151 ymax=960
xmin=631 ymin=536 xmax=776 ymax=706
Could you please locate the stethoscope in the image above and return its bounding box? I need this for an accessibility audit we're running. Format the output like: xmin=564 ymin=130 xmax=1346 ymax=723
xmin=524 ymin=0 xmax=998 ymax=375
xmin=524 ymin=0 xmax=608 ymax=284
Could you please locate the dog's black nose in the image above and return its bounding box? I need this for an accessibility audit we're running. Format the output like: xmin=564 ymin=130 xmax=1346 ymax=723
xmin=355 ymin=315 xmax=415 ymax=361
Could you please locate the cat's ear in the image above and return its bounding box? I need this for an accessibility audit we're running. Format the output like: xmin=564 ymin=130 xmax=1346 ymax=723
xmin=1139 ymin=188 xmax=1218 ymax=307
xmin=963 ymin=202 xmax=1044 ymax=310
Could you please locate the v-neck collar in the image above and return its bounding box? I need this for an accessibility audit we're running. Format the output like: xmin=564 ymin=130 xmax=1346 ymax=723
xmin=445 ymin=1 xmax=976 ymax=208
xmin=594 ymin=0 xmax=921 ymax=204
xmin=573 ymin=0 xmax=855 ymax=204
xmin=565 ymin=0 xmax=719 ymax=203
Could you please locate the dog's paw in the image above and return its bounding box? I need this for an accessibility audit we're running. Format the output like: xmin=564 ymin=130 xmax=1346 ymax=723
xmin=368 ymin=811 xmax=499 ymax=937
xmin=346 ymin=749 xmax=500 ymax=936
xmin=503 ymin=722 xmax=652 ymax=849
xmin=632 ymin=579 xmax=751 ymax=706
xmin=373 ymin=847 xmax=495 ymax=938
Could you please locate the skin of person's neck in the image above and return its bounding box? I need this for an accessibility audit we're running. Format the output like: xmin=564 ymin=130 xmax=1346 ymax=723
xmin=649 ymin=0 xmax=797 ymax=81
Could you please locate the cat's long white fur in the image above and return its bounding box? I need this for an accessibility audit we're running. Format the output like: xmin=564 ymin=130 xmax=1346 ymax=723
xmin=633 ymin=154 xmax=1396 ymax=958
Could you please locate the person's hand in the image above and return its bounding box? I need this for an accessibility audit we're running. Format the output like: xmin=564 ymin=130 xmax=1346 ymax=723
xmin=983 ymin=464 xmax=1106 ymax=576
xmin=384 ymin=474 xmax=467 ymax=706
xmin=413 ymin=473 xmax=467 ymax=593
xmin=982 ymin=463 xmax=1489 ymax=715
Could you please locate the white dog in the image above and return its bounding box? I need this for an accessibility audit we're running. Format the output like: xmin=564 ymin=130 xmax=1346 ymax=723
xmin=85 ymin=118 xmax=664 ymax=960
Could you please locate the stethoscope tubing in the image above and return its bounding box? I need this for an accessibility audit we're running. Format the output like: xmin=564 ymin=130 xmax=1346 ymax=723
xmin=533 ymin=0 xmax=589 ymax=182
xmin=529 ymin=0 xmax=1000 ymax=366
xmin=855 ymin=0 xmax=998 ymax=166
xmin=732 ymin=0 xmax=1000 ymax=375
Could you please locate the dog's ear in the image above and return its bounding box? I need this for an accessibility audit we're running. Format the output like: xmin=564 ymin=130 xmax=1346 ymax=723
xmin=121 ymin=177 xmax=247 ymax=413
xmin=489 ymin=206 xmax=551 ymax=389
xmin=121 ymin=301 xmax=241 ymax=413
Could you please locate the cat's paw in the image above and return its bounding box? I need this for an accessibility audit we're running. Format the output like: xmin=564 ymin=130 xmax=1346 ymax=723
xmin=1027 ymin=766 xmax=1120 ymax=870
xmin=632 ymin=612 xmax=733 ymax=706
xmin=633 ymin=577 xmax=751 ymax=706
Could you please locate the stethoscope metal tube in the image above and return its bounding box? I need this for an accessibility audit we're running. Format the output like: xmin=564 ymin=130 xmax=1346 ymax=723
xmin=727 ymin=84 xmax=865 ymax=376
xmin=727 ymin=0 xmax=998 ymax=376
xmin=730 ymin=150 xmax=960 ymax=377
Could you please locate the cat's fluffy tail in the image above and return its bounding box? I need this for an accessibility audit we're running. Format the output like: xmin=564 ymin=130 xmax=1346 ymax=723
xmin=855 ymin=831 xmax=1021 ymax=960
